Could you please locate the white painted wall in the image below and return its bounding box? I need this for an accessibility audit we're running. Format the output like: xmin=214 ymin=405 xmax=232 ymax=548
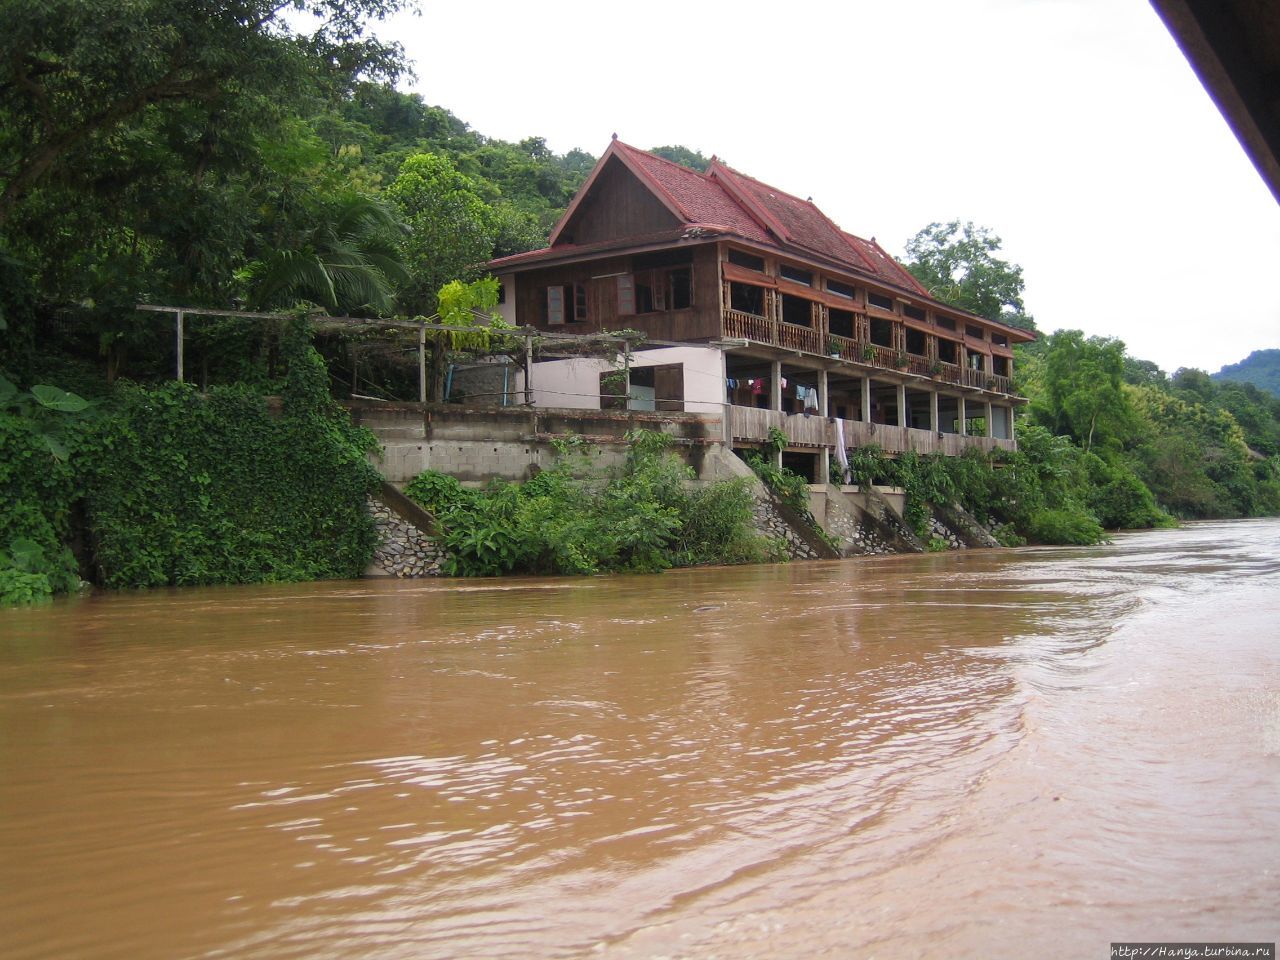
xmin=494 ymin=272 xmax=517 ymax=328
xmin=515 ymin=345 xmax=725 ymax=414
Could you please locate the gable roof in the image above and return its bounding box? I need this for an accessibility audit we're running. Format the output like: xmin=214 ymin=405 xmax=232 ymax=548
xmin=493 ymin=139 xmax=1025 ymax=335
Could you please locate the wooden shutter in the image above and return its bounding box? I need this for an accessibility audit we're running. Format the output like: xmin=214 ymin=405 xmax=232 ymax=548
xmin=653 ymin=364 xmax=684 ymax=412
xmin=547 ymin=285 xmax=565 ymax=325
xmin=616 ymin=275 xmax=635 ymax=316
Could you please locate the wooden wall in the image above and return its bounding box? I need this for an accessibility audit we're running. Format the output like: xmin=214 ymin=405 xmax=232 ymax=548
xmin=558 ymin=158 xmax=680 ymax=245
xmin=514 ymin=243 xmax=723 ymax=342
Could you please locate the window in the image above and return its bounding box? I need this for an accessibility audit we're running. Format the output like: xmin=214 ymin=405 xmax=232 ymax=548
xmin=827 ymin=279 xmax=856 ymax=299
xmin=618 ymin=267 xmax=691 ymax=314
xmin=937 ymin=338 xmax=958 ymax=364
xmin=966 ymin=324 xmax=985 ymax=339
xmin=781 ymin=293 xmax=812 ymax=327
xmin=496 ymin=282 xmax=506 ymax=305
xmin=969 ymin=352 xmax=986 ymax=372
xmin=829 ymin=307 xmax=855 ymax=338
xmin=730 ymin=282 xmax=765 ymax=316
xmin=867 ymin=292 xmax=894 ymax=311
xmin=870 ymin=317 xmax=893 ymax=347
xmin=905 ymin=328 xmax=926 ymax=356
xmin=728 ymin=248 xmax=765 ymax=271
xmin=780 ymin=264 xmax=813 ymax=286
xmin=545 ymin=284 xmax=586 ymax=324
xmin=936 ymin=316 xmax=957 ymax=331
xmin=992 ymin=355 xmax=1010 ymax=377
xmin=992 ymin=333 xmax=1009 ymax=348
xmin=904 ymin=304 xmax=926 ymax=322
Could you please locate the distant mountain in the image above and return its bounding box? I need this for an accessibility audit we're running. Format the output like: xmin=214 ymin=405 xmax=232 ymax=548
xmin=1213 ymin=349 xmax=1280 ymax=397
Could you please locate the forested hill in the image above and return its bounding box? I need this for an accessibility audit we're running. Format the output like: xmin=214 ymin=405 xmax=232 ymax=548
xmin=1213 ymin=349 xmax=1280 ymax=397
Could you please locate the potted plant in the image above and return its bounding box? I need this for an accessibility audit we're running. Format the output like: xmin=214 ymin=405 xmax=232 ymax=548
xmin=893 ymin=351 xmax=908 ymax=368
xmin=929 ymin=360 xmax=944 ymax=377
xmin=825 ymin=337 xmax=842 ymax=358
xmin=859 ymin=343 xmax=876 ymax=362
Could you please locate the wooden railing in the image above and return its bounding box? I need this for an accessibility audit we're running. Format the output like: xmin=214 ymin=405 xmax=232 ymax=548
xmin=724 ymin=308 xmax=772 ymax=342
xmin=730 ymin=406 xmax=1017 ymax=455
xmin=724 ymin=308 xmax=1017 ymax=396
xmin=729 ymin=405 xmax=831 ymax=447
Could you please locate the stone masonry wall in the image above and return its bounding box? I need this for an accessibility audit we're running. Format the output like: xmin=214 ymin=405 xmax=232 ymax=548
xmin=366 ymin=497 xmax=449 ymax=577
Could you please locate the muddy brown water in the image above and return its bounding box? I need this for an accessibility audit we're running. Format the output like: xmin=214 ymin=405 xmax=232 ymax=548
xmin=1 ymin=520 xmax=1277 ymax=959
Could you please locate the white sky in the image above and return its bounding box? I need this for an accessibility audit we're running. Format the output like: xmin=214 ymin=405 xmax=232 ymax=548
xmin=384 ymin=0 xmax=1280 ymax=375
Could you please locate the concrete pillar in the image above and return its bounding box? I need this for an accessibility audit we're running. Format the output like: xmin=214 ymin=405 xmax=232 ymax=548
xmin=861 ymin=376 xmax=872 ymax=423
xmin=818 ymin=368 xmax=830 ymax=482
xmin=929 ymin=389 xmax=939 ymax=432
xmin=719 ymin=347 xmax=731 ymax=446
xmin=771 ymin=358 xmax=783 ymax=469
xmin=985 ymin=401 xmax=994 ymax=438
xmin=958 ymin=395 xmax=967 ymax=436
xmin=896 ymin=383 xmax=907 ymax=428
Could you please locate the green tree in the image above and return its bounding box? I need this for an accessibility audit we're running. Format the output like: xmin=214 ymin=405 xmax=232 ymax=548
xmin=649 ymin=145 xmax=711 ymax=171
xmin=422 ymin=276 xmax=506 ymax=402
xmin=0 ymin=0 xmax=410 ymax=227
xmin=387 ymin=153 xmax=495 ymax=316
xmin=903 ymin=220 xmax=1036 ymax=331
xmin=242 ymin=193 xmax=408 ymax=315
xmin=1032 ymin=330 xmax=1136 ymax=453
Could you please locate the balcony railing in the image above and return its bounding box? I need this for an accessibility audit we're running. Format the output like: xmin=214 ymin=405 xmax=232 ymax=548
xmin=729 ymin=406 xmax=1016 ymax=455
xmin=724 ymin=309 xmax=1017 ymax=396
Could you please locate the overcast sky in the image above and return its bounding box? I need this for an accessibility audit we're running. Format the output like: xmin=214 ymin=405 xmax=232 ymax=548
xmin=382 ymin=0 xmax=1279 ymax=375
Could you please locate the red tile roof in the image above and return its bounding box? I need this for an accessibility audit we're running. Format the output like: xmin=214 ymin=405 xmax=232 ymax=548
xmin=613 ymin=143 xmax=773 ymax=243
xmin=499 ymin=140 xmax=960 ymax=312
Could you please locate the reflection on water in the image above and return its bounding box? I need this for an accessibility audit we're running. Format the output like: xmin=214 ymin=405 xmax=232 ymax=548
xmin=1 ymin=520 xmax=1277 ymax=959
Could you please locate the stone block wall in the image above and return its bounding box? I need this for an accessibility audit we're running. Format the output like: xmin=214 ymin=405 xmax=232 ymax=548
xmin=365 ymin=498 xmax=449 ymax=577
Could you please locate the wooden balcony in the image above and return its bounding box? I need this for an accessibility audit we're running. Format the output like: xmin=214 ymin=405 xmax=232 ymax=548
xmin=723 ymin=309 xmax=1016 ymax=397
xmin=729 ymin=406 xmax=1017 ymax=455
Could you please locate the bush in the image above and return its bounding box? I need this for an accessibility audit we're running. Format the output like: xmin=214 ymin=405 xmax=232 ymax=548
xmin=0 ymin=408 xmax=82 ymax=603
xmin=406 ymin=431 xmax=771 ymax=577
xmin=80 ymin=325 xmax=380 ymax=589
xmin=1026 ymin=508 xmax=1105 ymax=545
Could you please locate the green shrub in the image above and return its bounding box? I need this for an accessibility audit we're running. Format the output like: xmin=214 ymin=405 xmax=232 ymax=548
xmin=406 ymin=431 xmax=770 ymax=577
xmin=0 ymin=407 xmax=82 ymax=603
xmin=1026 ymin=508 xmax=1105 ymax=545
xmin=80 ymin=325 xmax=380 ymax=589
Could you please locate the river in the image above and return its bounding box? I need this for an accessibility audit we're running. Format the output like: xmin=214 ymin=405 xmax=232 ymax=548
xmin=1 ymin=519 xmax=1277 ymax=959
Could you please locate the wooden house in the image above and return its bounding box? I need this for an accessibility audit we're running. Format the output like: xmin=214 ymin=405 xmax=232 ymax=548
xmin=489 ymin=137 xmax=1035 ymax=478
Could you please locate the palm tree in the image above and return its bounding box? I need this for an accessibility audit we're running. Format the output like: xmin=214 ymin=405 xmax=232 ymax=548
xmin=245 ymin=194 xmax=409 ymax=315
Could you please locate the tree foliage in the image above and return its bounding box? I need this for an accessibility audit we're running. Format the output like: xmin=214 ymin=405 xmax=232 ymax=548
xmin=405 ymin=432 xmax=770 ymax=576
xmin=649 ymin=145 xmax=712 ymax=171
xmin=0 ymin=0 xmax=409 ymax=224
xmin=1031 ymin=330 xmax=1136 ymax=453
xmin=903 ymin=220 xmax=1036 ymax=331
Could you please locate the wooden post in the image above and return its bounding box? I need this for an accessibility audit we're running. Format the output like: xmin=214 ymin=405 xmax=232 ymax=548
xmin=523 ymin=335 xmax=533 ymax=406
xmin=176 ymin=309 xmax=185 ymax=383
xmin=958 ymin=395 xmax=968 ymax=436
xmin=418 ymin=321 xmax=427 ymax=403
xmin=985 ymin=401 xmax=994 ymax=438
xmin=623 ymin=339 xmax=632 ymax=409
xmin=896 ymin=382 xmax=907 ymax=428
xmin=929 ymin=390 xmax=939 ymax=432
xmin=861 ymin=376 xmax=872 ymax=424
